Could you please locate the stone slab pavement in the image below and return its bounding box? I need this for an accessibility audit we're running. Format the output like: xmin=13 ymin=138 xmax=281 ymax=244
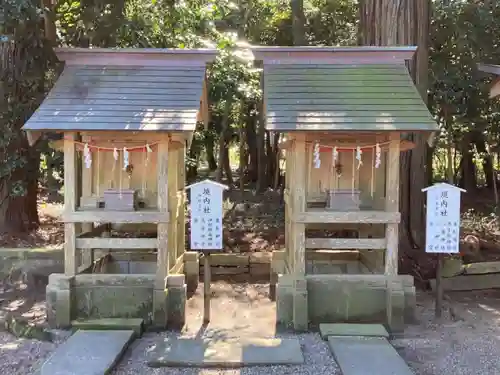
xmin=36 ymin=330 xmax=134 ymax=375
xmin=328 ymin=336 xmax=414 ymax=375
xmin=147 ymin=336 xmax=304 ymax=368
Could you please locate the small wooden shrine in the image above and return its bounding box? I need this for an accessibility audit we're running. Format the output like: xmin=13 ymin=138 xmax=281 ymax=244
xmin=23 ymin=47 xmax=216 ymax=328
xmin=254 ymin=46 xmax=439 ymax=331
xmin=478 ymin=63 xmax=500 ymax=98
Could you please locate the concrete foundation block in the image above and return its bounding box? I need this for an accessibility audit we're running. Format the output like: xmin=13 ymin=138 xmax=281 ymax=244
xmin=293 ymin=278 xmax=308 ymax=332
xmin=152 ymin=289 xmax=168 ymax=329
xmin=167 ymin=284 xmax=186 ymax=331
xmin=386 ymin=280 xmax=405 ymax=333
xmin=276 ymin=274 xmax=294 ymax=330
xmin=46 ymin=274 xmax=74 ymax=329
xmin=270 ymin=251 xmax=286 ymax=301
xmin=184 ymin=251 xmax=199 ymax=294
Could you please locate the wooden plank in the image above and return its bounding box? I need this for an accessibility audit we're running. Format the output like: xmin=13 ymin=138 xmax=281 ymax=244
xmin=266 ymin=77 xmax=412 ymax=85
xmin=64 ymin=132 xmax=77 ymax=276
xmin=80 ymin=134 xmax=94 ymax=268
xmin=63 ymin=210 xmax=169 ymax=223
xmin=170 ymin=254 xmax=185 ymax=274
xmin=38 ymin=108 xmax=199 ymax=116
xmin=306 ymin=238 xmax=386 ymax=250
xmin=266 ymin=84 xmax=416 ymax=92
xmin=268 ymin=123 xmax=434 ymax=132
xmin=47 ymin=91 xmax=202 ymax=100
xmin=430 ymin=274 xmax=500 ymax=292
xmin=295 ymin=210 xmax=400 ymax=224
xmin=167 ymin=145 xmax=179 ymax=269
xmin=384 ymin=133 xmax=400 ymax=276
xmin=291 ymin=133 xmax=307 ymax=275
xmin=268 ymin=116 xmax=428 ymax=124
xmin=463 ymin=261 xmax=500 ymax=275
xmin=156 ymin=138 xmax=169 ymax=290
xmin=177 ymin=146 xmax=186 ymax=260
xmin=266 ymin=95 xmax=424 ymax=105
xmin=32 ymin=113 xmax=198 ymax=124
xmin=265 ymin=103 xmax=428 ymax=110
xmin=58 ymin=75 xmax=203 ymax=84
xmin=75 ymin=238 xmax=157 ymax=249
xmin=64 ymin=65 xmax=205 ymax=72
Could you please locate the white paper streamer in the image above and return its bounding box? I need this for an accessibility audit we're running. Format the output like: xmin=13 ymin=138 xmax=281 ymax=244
xmin=83 ymin=143 xmax=92 ymax=169
xmin=375 ymin=143 xmax=381 ymax=169
xmin=313 ymin=142 xmax=321 ymax=169
xmin=123 ymin=147 xmax=129 ymax=170
xmin=145 ymin=143 xmax=152 ymax=165
xmin=332 ymin=146 xmax=338 ymax=166
xmin=356 ymin=146 xmax=363 ymax=169
xmin=113 ymin=147 xmax=119 ymax=161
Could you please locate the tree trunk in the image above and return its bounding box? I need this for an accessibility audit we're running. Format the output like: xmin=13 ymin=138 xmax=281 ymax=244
xmin=460 ymin=134 xmax=477 ymax=191
xmin=291 ymin=0 xmax=306 ymax=45
xmin=245 ymin=107 xmax=258 ymax=182
xmin=359 ymin=0 xmax=432 ymax=277
xmin=473 ymin=131 xmax=494 ymax=189
xmin=0 ymin=135 xmax=40 ymax=232
xmin=256 ymin=72 xmax=267 ymax=192
xmin=215 ymin=94 xmax=233 ymax=184
xmin=204 ymin=133 xmax=217 ymax=171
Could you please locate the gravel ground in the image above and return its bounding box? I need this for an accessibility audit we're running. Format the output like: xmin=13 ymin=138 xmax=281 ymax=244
xmin=0 ymin=332 xmax=58 ymax=375
xmin=4 ymin=282 xmax=500 ymax=375
xmin=114 ymin=332 xmax=339 ymax=375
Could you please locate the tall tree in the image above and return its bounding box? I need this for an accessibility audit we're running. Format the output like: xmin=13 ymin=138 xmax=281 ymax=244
xmin=359 ymin=0 xmax=432 ymax=276
xmin=0 ymin=0 xmax=55 ymax=232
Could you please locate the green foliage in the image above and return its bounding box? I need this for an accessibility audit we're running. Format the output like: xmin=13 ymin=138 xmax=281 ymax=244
xmin=429 ymin=1 xmax=500 ymax=167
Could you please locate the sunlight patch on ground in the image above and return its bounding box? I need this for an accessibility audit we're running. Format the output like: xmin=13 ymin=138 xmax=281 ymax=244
xmin=6 ymin=298 xmax=26 ymax=312
xmin=0 ymin=341 xmax=22 ymax=351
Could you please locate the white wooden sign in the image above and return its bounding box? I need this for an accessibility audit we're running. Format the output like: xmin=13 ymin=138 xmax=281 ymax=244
xmin=186 ymin=179 xmax=228 ymax=251
xmin=422 ymin=183 xmax=465 ymax=254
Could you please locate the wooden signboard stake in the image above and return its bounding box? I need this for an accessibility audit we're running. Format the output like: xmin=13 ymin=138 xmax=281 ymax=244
xmin=186 ymin=179 xmax=228 ymax=327
xmin=203 ymin=252 xmax=211 ymax=323
xmin=422 ymin=182 xmax=465 ymax=320
xmin=435 ymin=253 xmax=443 ymax=318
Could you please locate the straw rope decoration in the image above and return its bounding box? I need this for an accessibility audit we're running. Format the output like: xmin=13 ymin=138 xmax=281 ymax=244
xmin=309 ymin=141 xmax=389 ymax=199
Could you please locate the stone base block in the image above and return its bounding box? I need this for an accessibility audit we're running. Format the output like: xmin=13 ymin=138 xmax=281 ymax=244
xmin=275 ymin=274 xmax=416 ymax=333
xmin=166 ymin=274 xmax=186 ymax=331
xmin=184 ymin=251 xmax=199 ymax=294
xmin=152 ymin=289 xmax=168 ymax=329
xmin=46 ymin=274 xmax=73 ymax=329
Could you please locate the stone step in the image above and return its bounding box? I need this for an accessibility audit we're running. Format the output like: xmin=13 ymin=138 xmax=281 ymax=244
xmin=71 ymin=318 xmax=144 ymax=336
xmin=319 ymin=323 xmax=389 ymax=340
xmin=147 ymin=337 xmax=304 ymax=368
xmin=37 ymin=330 xmax=134 ymax=375
xmin=328 ymin=336 xmax=414 ymax=375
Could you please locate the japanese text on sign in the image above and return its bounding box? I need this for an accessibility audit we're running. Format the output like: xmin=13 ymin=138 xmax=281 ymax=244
xmin=188 ymin=180 xmax=226 ymax=251
xmin=423 ymin=184 xmax=463 ymax=254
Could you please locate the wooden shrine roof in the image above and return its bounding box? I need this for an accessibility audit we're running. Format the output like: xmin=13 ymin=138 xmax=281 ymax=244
xmin=22 ymin=48 xmax=216 ymax=133
xmin=253 ymin=46 xmax=438 ymax=132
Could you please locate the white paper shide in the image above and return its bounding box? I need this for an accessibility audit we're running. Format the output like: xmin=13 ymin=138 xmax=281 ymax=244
xmin=422 ymin=183 xmax=464 ymax=254
xmin=187 ymin=180 xmax=227 ymax=251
